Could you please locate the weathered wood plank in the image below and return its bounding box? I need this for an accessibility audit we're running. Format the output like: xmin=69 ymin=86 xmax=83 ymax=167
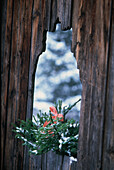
xmin=1 ymin=0 xmax=33 ymax=169
xmin=1 ymin=0 xmax=14 ymax=169
xmin=102 ymin=1 xmax=114 ymax=169
xmin=28 ymin=151 xmax=71 ymax=170
xmin=71 ymin=0 xmax=113 ymax=169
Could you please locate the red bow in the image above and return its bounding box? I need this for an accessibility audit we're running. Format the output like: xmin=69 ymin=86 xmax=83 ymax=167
xmin=42 ymin=106 xmax=64 ymax=136
xmin=49 ymin=106 xmax=64 ymax=122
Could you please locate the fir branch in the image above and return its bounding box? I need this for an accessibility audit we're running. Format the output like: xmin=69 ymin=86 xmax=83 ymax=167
xmin=63 ymin=98 xmax=81 ymax=117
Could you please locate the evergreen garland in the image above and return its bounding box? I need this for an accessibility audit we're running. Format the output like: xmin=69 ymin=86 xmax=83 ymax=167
xmin=13 ymin=99 xmax=81 ymax=158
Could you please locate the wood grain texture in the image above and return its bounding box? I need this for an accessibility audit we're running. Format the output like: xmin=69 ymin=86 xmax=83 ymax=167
xmin=1 ymin=0 xmax=113 ymax=169
xmin=102 ymin=1 xmax=114 ymax=169
xmin=1 ymin=0 xmax=33 ymax=169
xmin=27 ymin=151 xmax=70 ymax=170
xmin=71 ymin=0 xmax=114 ymax=169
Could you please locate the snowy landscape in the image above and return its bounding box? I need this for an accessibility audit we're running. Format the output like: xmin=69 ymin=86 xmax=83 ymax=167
xmin=33 ymin=24 xmax=82 ymax=121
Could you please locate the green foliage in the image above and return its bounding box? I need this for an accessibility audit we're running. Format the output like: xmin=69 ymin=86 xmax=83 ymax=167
xmin=13 ymin=99 xmax=81 ymax=158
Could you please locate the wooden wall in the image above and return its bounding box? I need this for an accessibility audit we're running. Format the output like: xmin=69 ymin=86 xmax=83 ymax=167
xmin=72 ymin=0 xmax=114 ymax=170
xmin=1 ymin=0 xmax=114 ymax=170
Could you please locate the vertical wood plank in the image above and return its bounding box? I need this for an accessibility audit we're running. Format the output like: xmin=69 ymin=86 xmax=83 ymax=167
xmin=102 ymin=1 xmax=114 ymax=169
xmin=1 ymin=0 xmax=14 ymax=169
xmin=1 ymin=0 xmax=33 ymax=169
xmin=71 ymin=0 xmax=114 ymax=169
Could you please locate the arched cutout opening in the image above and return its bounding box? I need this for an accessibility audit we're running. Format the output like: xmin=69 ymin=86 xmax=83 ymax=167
xmin=33 ymin=24 xmax=82 ymax=123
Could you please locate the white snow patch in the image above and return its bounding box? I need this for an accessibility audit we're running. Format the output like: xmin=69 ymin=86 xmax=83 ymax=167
xmin=70 ymin=157 xmax=77 ymax=164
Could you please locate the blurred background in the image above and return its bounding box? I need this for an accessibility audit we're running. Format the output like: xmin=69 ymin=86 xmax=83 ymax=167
xmin=33 ymin=24 xmax=82 ymax=121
